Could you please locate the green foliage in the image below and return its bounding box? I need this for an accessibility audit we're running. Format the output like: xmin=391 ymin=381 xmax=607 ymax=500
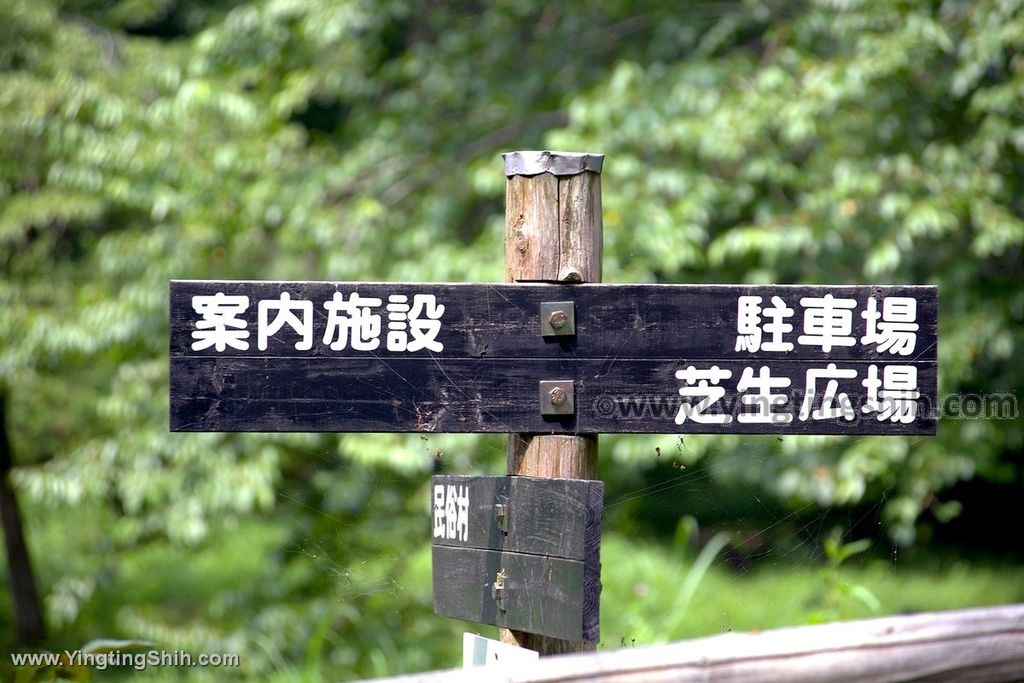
xmin=668 ymin=520 xmax=731 ymax=626
xmin=554 ymin=0 xmax=1024 ymax=543
xmin=0 ymin=0 xmax=1022 ymax=678
xmin=807 ymin=528 xmax=880 ymax=622
xmin=596 ymin=532 xmax=1024 ymax=645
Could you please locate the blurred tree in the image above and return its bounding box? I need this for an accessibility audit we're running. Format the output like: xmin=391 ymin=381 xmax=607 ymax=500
xmin=0 ymin=391 xmax=44 ymax=643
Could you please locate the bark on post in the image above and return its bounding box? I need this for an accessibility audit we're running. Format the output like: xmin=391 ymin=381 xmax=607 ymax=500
xmin=501 ymin=150 xmax=603 ymax=654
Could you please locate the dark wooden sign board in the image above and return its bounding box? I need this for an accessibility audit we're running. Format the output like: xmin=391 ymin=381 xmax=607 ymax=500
xmin=170 ymin=281 xmax=937 ymax=435
xmin=430 ymin=475 xmax=603 ymax=642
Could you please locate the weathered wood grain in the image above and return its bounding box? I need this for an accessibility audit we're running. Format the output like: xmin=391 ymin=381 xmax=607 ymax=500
xmin=504 ymin=173 xmax=560 ymax=282
xmin=508 ymin=436 xmax=597 ymax=479
xmin=361 ymin=602 xmax=1024 ymax=683
xmin=170 ymin=281 xmax=938 ymax=363
xmin=579 ymin=480 xmax=602 ymax=645
xmin=170 ymin=357 xmax=938 ymax=434
xmin=555 ymin=173 xmax=602 ymax=283
xmin=431 ymin=546 xmax=598 ymax=643
xmin=430 ymin=476 xmax=603 ymax=561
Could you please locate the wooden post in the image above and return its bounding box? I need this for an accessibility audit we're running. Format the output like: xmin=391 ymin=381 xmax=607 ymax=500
xmin=501 ymin=150 xmax=603 ymax=654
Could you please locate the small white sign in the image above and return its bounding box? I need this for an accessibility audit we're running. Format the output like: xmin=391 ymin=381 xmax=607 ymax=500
xmin=462 ymin=633 xmax=539 ymax=669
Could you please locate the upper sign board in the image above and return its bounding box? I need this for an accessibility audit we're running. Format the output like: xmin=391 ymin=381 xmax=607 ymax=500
xmin=170 ymin=281 xmax=937 ymax=435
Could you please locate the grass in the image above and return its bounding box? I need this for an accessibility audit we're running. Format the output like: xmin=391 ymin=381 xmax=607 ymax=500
xmin=597 ymin=533 xmax=1024 ymax=647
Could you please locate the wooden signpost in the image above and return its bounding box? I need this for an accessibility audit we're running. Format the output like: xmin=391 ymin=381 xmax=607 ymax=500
xmin=169 ymin=151 xmax=938 ymax=656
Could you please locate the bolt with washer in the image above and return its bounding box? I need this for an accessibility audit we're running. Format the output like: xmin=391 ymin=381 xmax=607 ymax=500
xmin=549 ymin=386 xmax=568 ymax=407
xmin=548 ymin=310 xmax=569 ymax=330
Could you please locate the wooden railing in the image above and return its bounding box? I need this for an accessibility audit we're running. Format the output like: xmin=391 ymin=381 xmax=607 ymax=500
xmin=365 ymin=603 xmax=1024 ymax=682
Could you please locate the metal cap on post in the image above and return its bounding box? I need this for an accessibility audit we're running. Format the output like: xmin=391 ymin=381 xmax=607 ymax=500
xmin=502 ymin=151 xmax=605 ymax=177
xmin=502 ymin=151 xmax=603 ymax=655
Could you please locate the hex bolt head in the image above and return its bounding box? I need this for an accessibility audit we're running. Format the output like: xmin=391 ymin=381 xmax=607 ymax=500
xmin=539 ymin=379 xmax=574 ymax=415
xmin=548 ymin=310 xmax=569 ymax=329
xmin=540 ymin=301 xmax=575 ymax=336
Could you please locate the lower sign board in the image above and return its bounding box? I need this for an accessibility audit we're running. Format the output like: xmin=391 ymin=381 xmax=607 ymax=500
xmin=431 ymin=475 xmax=603 ymax=643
